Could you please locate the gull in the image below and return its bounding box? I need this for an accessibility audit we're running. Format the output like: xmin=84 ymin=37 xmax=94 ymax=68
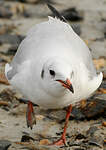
xmin=5 ymin=4 xmax=103 ymax=146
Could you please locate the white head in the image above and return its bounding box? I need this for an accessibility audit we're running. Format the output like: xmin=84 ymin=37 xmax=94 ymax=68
xmin=40 ymin=57 xmax=74 ymax=97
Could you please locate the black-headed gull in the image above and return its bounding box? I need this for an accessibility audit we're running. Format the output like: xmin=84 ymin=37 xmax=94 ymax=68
xmin=5 ymin=5 xmax=103 ymax=146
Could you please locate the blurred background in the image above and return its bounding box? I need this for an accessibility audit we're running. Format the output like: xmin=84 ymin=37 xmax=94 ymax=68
xmin=0 ymin=0 xmax=105 ymax=150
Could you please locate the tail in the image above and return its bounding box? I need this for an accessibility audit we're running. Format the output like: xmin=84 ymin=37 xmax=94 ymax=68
xmin=47 ymin=4 xmax=67 ymax=22
xmin=5 ymin=63 xmax=12 ymax=81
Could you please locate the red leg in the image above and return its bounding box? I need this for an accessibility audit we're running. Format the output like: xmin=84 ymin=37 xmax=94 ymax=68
xmin=52 ymin=104 xmax=72 ymax=146
xmin=26 ymin=101 xmax=36 ymax=129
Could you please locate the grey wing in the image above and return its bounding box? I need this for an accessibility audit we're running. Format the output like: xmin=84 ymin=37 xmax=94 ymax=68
xmin=5 ymin=41 xmax=25 ymax=81
xmin=5 ymin=63 xmax=18 ymax=81
xmin=11 ymin=38 xmax=28 ymax=67
xmin=5 ymin=37 xmax=32 ymax=81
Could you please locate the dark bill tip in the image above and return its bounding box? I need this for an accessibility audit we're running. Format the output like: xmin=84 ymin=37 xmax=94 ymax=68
xmin=69 ymin=84 xmax=74 ymax=93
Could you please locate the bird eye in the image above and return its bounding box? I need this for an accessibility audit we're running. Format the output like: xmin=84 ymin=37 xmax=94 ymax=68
xmin=49 ymin=70 xmax=55 ymax=77
xmin=41 ymin=69 xmax=44 ymax=79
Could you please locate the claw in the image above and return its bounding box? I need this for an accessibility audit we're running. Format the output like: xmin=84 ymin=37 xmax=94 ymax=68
xmin=51 ymin=137 xmax=67 ymax=146
xmin=50 ymin=105 xmax=72 ymax=146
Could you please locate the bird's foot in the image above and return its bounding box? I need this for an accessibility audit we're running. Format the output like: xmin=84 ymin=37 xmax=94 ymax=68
xmin=50 ymin=137 xmax=67 ymax=146
xmin=49 ymin=105 xmax=72 ymax=147
xmin=26 ymin=101 xmax=36 ymax=129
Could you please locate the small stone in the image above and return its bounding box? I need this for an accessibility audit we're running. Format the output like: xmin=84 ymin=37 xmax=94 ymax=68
xmin=0 ymin=34 xmax=25 ymax=46
xmin=1 ymin=45 xmax=18 ymax=56
xmin=0 ymin=88 xmax=16 ymax=102
xmin=102 ymin=121 xmax=106 ymax=127
xmin=72 ymin=95 xmax=106 ymax=120
xmin=98 ymin=88 xmax=106 ymax=94
xmin=3 ymin=48 xmax=17 ymax=56
xmin=61 ymin=8 xmax=83 ymax=22
xmin=0 ymin=72 xmax=9 ymax=85
xmin=87 ymin=126 xmax=98 ymax=136
xmin=10 ymin=3 xmax=25 ymax=15
xmin=39 ymin=139 xmax=50 ymax=145
xmin=36 ymin=114 xmax=45 ymax=121
xmin=81 ymin=97 xmax=106 ymax=118
xmin=80 ymin=99 xmax=87 ymax=109
xmin=93 ymin=58 xmax=106 ymax=70
xmin=0 ymin=6 xmax=12 ymax=18
xmin=0 ymin=101 xmax=9 ymax=106
xmin=0 ymin=140 xmax=11 ymax=150
xmin=21 ymin=135 xmax=35 ymax=142
xmin=0 ymin=58 xmax=7 ymax=63
xmin=0 ymin=24 xmax=16 ymax=35
xmin=103 ymin=69 xmax=106 ymax=79
xmin=75 ymin=133 xmax=86 ymax=140
xmin=99 ymin=81 xmax=106 ymax=89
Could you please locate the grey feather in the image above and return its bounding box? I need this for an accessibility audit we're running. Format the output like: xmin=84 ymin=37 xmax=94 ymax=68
xmin=7 ymin=66 xmax=18 ymax=80
xmin=47 ymin=4 xmax=67 ymax=22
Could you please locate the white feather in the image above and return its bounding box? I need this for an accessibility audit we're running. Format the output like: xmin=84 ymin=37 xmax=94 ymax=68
xmin=5 ymin=17 xmax=103 ymax=109
xmin=5 ymin=63 xmax=12 ymax=81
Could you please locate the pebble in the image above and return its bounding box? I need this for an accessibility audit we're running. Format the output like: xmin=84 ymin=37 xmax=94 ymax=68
xmin=87 ymin=126 xmax=104 ymax=148
xmin=0 ymin=6 xmax=12 ymax=18
xmin=87 ymin=126 xmax=98 ymax=136
xmin=0 ymin=24 xmax=16 ymax=35
xmin=0 ymin=58 xmax=7 ymax=63
xmin=103 ymin=70 xmax=106 ymax=79
xmin=100 ymin=80 xmax=106 ymax=89
xmin=102 ymin=121 xmax=106 ymax=127
xmin=21 ymin=135 xmax=35 ymax=142
xmin=0 ymin=140 xmax=11 ymax=150
xmin=0 ymin=88 xmax=20 ymax=111
xmin=71 ymin=94 xmax=106 ymax=120
xmin=61 ymin=7 xmax=83 ymax=22
xmin=0 ymin=34 xmax=24 ymax=46
xmin=1 ymin=45 xmax=18 ymax=56
xmin=8 ymin=141 xmax=60 ymax=150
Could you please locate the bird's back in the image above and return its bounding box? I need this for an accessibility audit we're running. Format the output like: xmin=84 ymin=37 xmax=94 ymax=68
xmin=5 ymin=17 xmax=103 ymax=109
xmin=10 ymin=17 xmax=96 ymax=76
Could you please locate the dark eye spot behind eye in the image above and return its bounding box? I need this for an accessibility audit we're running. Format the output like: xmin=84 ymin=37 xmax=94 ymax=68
xmin=41 ymin=69 xmax=44 ymax=79
xmin=49 ymin=70 xmax=55 ymax=77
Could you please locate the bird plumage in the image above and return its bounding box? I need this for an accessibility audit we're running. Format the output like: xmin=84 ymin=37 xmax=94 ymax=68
xmin=5 ymin=17 xmax=103 ymax=109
